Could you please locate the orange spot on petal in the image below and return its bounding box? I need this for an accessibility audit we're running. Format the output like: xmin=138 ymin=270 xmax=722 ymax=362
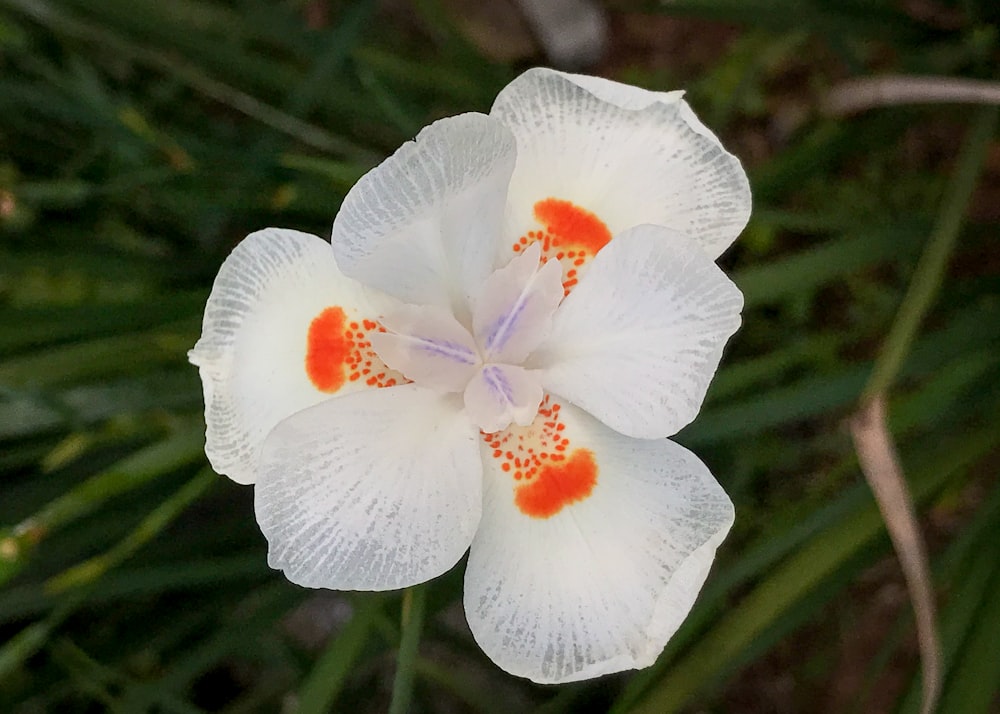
xmin=533 ymin=198 xmax=611 ymax=254
xmin=305 ymin=307 xmax=351 ymax=392
xmin=306 ymin=308 xmax=408 ymax=392
xmin=515 ymin=449 xmax=597 ymax=518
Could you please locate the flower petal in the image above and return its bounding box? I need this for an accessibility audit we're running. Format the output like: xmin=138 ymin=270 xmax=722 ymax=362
xmin=545 ymin=69 xmax=723 ymax=147
xmin=463 ymin=364 xmax=544 ymax=434
xmin=492 ymin=67 xmax=751 ymax=261
xmin=370 ymin=304 xmax=480 ymax=393
xmin=466 ymin=399 xmax=733 ymax=684
xmin=532 ymin=224 xmax=743 ymax=440
xmin=332 ymin=113 xmax=517 ymax=317
xmin=472 ymin=242 xmax=564 ymax=364
xmin=256 ymin=384 xmax=482 ymax=591
xmin=188 ymin=228 xmax=399 ymax=485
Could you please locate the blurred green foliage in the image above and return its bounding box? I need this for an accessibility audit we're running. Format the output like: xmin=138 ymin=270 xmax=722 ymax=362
xmin=1 ymin=0 xmax=998 ymax=712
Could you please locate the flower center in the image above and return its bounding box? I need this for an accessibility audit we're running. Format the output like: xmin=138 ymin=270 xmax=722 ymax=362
xmin=368 ymin=243 xmax=564 ymax=433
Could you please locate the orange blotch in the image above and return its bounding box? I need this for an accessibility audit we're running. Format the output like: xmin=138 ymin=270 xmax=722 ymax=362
xmin=306 ymin=307 xmax=407 ymax=392
xmin=482 ymin=396 xmax=600 ymax=519
xmin=305 ymin=307 xmax=351 ymax=392
xmin=514 ymin=450 xmax=597 ymax=519
xmin=533 ymin=198 xmax=612 ymax=255
xmin=515 ymin=198 xmax=612 ymax=296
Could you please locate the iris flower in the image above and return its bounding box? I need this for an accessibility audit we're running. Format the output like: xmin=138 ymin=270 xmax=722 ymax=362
xmin=190 ymin=68 xmax=751 ymax=683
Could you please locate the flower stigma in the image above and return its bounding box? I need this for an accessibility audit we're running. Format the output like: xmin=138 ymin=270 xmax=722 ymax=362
xmin=369 ymin=242 xmax=563 ymax=433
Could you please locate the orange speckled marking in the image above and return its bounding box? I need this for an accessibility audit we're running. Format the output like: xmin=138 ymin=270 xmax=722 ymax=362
xmin=515 ymin=450 xmax=597 ymax=518
xmin=483 ymin=397 xmax=598 ymax=518
xmin=512 ymin=198 xmax=612 ymax=295
xmin=306 ymin=308 xmax=403 ymax=392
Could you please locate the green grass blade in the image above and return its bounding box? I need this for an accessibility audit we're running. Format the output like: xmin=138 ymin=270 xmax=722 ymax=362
xmin=863 ymin=106 xmax=998 ymax=399
xmin=626 ymin=427 xmax=999 ymax=714
xmin=296 ymin=599 xmax=382 ymax=714
xmin=388 ymin=585 xmax=428 ymax=714
xmin=44 ymin=467 xmax=216 ymax=593
xmin=932 ymin=556 xmax=1000 ymax=713
xmin=0 ymin=424 xmax=204 ymax=585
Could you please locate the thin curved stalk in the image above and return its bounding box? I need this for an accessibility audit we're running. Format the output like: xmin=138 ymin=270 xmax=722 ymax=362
xmin=388 ymin=585 xmax=428 ymax=714
xmin=825 ymin=76 xmax=1000 ymax=116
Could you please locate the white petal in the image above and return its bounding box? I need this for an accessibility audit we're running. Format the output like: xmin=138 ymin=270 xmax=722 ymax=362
xmin=463 ymin=364 xmax=544 ymax=434
xmin=466 ymin=399 xmax=733 ymax=684
xmin=369 ymin=304 xmax=480 ymax=393
xmin=533 ymin=224 xmax=743 ymax=439
xmin=256 ymin=384 xmax=482 ymax=591
xmin=546 ymin=69 xmax=723 ymax=147
xmin=188 ymin=228 xmax=398 ymax=485
xmin=331 ymin=113 xmax=517 ymax=318
xmin=472 ymin=242 xmax=564 ymax=364
xmin=492 ymin=67 xmax=751 ymax=261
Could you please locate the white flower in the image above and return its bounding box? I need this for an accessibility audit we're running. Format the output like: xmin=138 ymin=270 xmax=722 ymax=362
xmin=189 ymin=68 xmax=750 ymax=684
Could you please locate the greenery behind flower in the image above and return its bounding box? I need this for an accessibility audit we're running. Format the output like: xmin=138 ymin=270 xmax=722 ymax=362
xmin=1 ymin=0 xmax=998 ymax=712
